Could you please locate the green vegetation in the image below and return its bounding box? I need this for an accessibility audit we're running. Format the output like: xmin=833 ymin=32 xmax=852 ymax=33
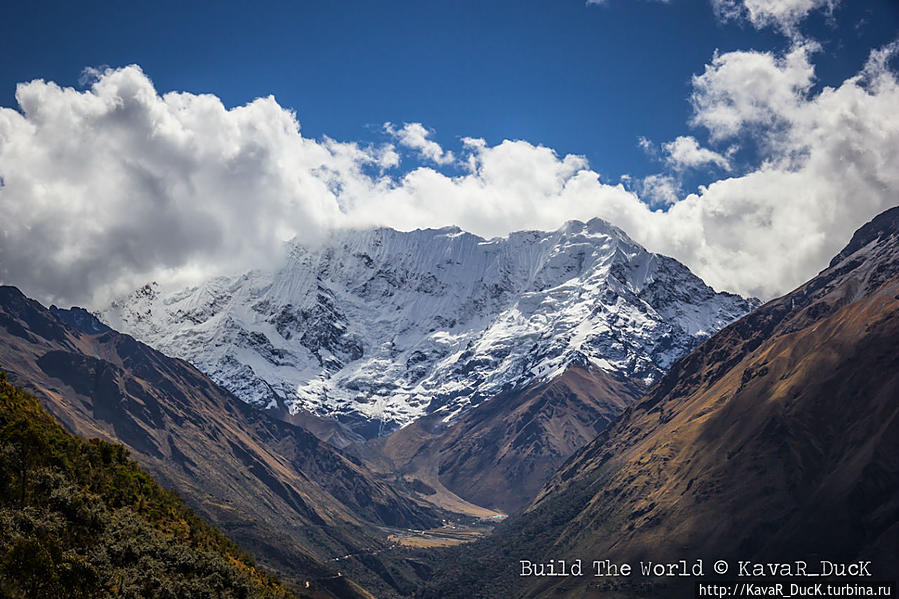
xmin=0 ymin=371 xmax=296 ymax=599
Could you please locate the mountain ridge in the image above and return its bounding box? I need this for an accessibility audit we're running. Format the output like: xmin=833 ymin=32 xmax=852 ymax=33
xmin=99 ymin=218 xmax=758 ymax=437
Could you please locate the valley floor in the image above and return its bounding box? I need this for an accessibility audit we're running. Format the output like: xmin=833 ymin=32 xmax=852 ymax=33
xmin=386 ymin=520 xmax=501 ymax=549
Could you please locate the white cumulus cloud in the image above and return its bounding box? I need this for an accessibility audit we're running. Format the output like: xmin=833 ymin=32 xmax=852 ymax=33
xmin=663 ymin=136 xmax=731 ymax=171
xmin=638 ymin=174 xmax=682 ymax=206
xmin=690 ymin=43 xmax=817 ymax=141
xmin=384 ymin=122 xmax=455 ymax=165
xmin=711 ymin=0 xmax=839 ymax=34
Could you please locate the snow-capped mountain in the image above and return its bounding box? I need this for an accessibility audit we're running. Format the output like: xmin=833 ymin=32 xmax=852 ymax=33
xmin=99 ymin=218 xmax=758 ymax=436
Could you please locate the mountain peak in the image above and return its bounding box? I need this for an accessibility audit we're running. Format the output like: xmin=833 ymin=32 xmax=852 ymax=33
xmin=829 ymin=205 xmax=899 ymax=268
xmin=427 ymin=224 xmax=464 ymax=235
xmin=557 ymin=216 xmax=621 ymax=237
xmin=0 ymin=285 xmax=26 ymax=301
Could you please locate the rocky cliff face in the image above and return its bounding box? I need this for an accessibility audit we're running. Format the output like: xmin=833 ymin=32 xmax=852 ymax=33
xmin=361 ymin=364 xmax=644 ymax=515
xmin=100 ymin=219 xmax=757 ymax=436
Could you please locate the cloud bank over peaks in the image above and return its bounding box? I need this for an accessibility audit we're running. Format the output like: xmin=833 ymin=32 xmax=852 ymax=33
xmin=1 ymin=50 xmax=898 ymax=305
xmin=0 ymin=66 xmax=634 ymax=305
xmin=0 ymin=66 xmax=385 ymax=304
xmin=667 ymin=39 xmax=899 ymax=297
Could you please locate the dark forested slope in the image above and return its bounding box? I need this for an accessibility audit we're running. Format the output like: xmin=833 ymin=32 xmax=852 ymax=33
xmin=0 ymin=371 xmax=299 ymax=599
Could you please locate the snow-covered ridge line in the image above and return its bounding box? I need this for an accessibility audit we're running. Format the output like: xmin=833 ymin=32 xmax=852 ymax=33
xmin=99 ymin=218 xmax=759 ymax=437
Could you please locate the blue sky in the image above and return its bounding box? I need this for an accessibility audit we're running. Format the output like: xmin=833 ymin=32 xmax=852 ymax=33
xmin=1 ymin=0 xmax=898 ymax=305
xmin=2 ymin=0 xmax=895 ymax=185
